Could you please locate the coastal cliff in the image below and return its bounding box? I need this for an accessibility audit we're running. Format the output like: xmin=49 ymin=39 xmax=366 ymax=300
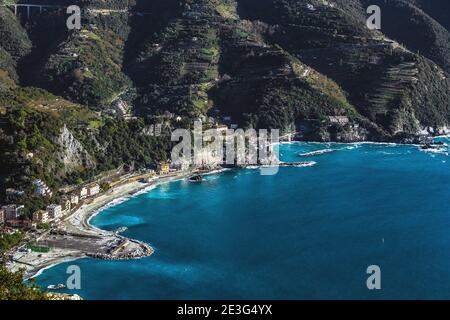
xmin=1 ymin=0 xmax=450 ymax=208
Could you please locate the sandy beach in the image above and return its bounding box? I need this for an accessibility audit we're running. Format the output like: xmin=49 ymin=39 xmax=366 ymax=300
xmin=7 ymin=169 xmax=200 ymax=279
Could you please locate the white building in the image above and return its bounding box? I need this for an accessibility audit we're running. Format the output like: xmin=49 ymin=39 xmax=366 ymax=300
xmin=46 ymin=204 xmax=62 ymax=221
xmin=33 ymin=210 xmax=49 ymax=224
xmin=1 ymin=205 xmax=24 ymax=221
xmin=88 ymin=184 xmax=100 ymax=197
xmin=328 ymin=116 xmax=349 ymax=125
xmin=33 ymin=179 xmax=53 ymax=197
xmin=79 ymin=187 xmax=88 ymax=199
xmin=170 ymin=160 xmax=190 ymax=172
xmin=70 ymin=194 xmax=79 ymax=205
xmin=5 ymin=188 xmax=25 ymax=197
xmin=60 ymin=198 xmax=71 ymax=213
xmin=0 ymin=209 xmax=4 ymax=225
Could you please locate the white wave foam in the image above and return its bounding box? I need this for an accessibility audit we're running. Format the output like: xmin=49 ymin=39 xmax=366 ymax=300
xmin=421 ymin=148 xmax=448 ymax=155
xmin=27 ymin=257 xmax=85 ymax=280
xmin=294 ymin=161 xmax=317 ymax=167
xmin=299 ymin=149 xmax=335 ymax=157
xmin=201 ymin=168 xmax=231 ymax=176
xmin=87 ymin=170 xmax=230 ymax=227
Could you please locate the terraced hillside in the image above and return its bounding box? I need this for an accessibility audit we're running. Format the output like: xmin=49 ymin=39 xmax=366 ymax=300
xmin=3 ymin=0 xmax=450 ymax=135
xmin=238 ymin=0 xmax=450 ymax=136
xmin=1 ymin=0 xmax=450 ymax=210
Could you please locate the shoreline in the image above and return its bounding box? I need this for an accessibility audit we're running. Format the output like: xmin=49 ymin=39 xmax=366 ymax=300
xmin=17 ymin=139 xmax=449 ymax=280
xmin=81 ymin=171 xmax=202 ymax=231
xmin=14 ymin=169 xmax=215 ymax=280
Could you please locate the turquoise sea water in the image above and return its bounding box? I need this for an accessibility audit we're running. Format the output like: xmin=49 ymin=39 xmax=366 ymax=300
xmin=35 ymin=141 xmax=450 ymax=299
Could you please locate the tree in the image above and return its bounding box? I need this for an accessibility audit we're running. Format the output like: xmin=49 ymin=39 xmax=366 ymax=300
xmin=100 ymin=182 xmax=111 ymax=192
xmin=0 ymin=265 xmax=48 ymax=300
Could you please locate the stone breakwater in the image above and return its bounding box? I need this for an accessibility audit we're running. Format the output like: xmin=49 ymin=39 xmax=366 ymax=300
xmin=13 ymin=170 xmax=212 ymax=279
xmin=87 ymin=238 xmax=154 ymax=260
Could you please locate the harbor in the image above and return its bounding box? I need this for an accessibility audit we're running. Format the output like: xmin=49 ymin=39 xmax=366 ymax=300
xmin=6 ymin=169 xmax=200 ymax=278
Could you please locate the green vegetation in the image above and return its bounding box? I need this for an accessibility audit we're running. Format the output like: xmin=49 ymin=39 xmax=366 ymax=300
xmin=0 ymin=232 xmax=24 ymax=252
xmin=41 ymin=24 xmax=133 ymax=107
xmin=216 ymin=2 xmax=238 ymax=19
xmin=0 ymin=0 xmax=450 ymax=216
xmin=0 ymin=0 xmax=449 ymax=300
xmin=0 ymin=7 xmax=32 ymax=60
xmin=0 ymin=265 xmax=48 ymax=300
xmin=26 ymin=244 xmax=50 ymax=253
xmin=0 ymin=95 xmax=172 ymax=215
xmin=100 ymin=182 xmax=111 ymax=192
xmin=36 ymin=223 xmax=50 ymax=231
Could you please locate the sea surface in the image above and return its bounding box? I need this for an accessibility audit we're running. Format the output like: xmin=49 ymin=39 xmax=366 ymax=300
xmin=35 ymin=140 xmax=450 ymax=299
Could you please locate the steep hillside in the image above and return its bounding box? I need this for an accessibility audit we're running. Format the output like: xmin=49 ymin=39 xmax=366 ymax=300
xmin=128 ymin=0 xmax=378 ymax=141
xmin=237 ymin=0 xmax=450 ymax=136
xmin=361 ymin=0 xmax=450 ymax=74
xmin=3 ymin=0 xmax=449 ymax=136
xmin=1 ymin=0 xmax=450 ymax=212
xmin=0 ymin=6 xmax=32 ymax=81
xmin=0 ymin=85 xmax=171 ymax=214
xmin=407 ymin=0 xmax=450 ymax=32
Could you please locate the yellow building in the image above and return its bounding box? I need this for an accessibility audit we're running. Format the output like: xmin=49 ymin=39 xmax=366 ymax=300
xmin=33 ymin=210 xmax=49 ymax=224
xmin=157 ymin=161 xmax=170 ymax=175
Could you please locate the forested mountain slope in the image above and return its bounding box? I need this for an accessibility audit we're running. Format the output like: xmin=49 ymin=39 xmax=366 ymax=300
xmin=1 ymin=0 xmax=450 ymax=210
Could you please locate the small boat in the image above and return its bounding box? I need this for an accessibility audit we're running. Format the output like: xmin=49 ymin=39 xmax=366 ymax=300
xmin=47 ymin=284 xmax=66 ymax=290
xmin=188 ymin=175 xmax=203 ymax=182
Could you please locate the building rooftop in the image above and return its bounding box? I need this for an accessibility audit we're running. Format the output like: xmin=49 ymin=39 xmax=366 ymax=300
xmin=2 ymin=204 xmax=24 ymax=209
xmin=47 ymin=204 xmax=61 ymax=209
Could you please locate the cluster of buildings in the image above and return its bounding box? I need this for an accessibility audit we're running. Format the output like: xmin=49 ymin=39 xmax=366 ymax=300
xmin=0 ymin=183 xmax=102 ymax=229
xmin=1 ymin=205 xmax=24 ymax=223
xmin=30 ymin=202 xmax=65 ymax=225
xmin=0 ymin=202 xmax=64 ymax=228
xmin=5 ymin=188 xmax=25 ymax=198
xmin=33 ymin=179 xmax=53 ymax=197
xmin=156 ymin=160 xmax=190 ymax=175
xmin=32 ymin=183 xmax=100 ymax=224
xmin=78 ymin=183 xmax=100 ymax=200
xmin=0 ymin=204 xmax=32 ymax=229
